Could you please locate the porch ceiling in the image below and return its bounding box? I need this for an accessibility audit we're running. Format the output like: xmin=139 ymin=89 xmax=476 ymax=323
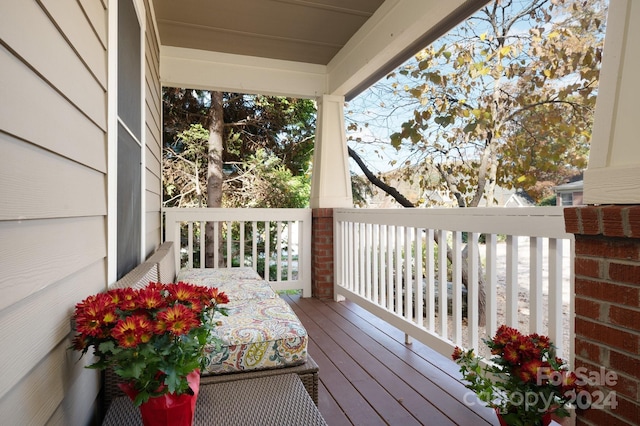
xmin=152 ymin=0 xmax=386 ymax=66
xmin=153 ymin=0 xmax=490 ymax=99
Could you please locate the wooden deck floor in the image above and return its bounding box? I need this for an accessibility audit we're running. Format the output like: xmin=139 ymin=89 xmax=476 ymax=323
xmin=282 ymin=294 xmax=499 ymax=426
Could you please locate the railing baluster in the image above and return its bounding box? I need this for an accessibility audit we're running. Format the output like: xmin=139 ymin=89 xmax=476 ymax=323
xmin=437 ymin=229 xmax=448 ymax=338
xmin=252 ymin=222 xmax=258 ymax=270
xmin=505 ymin=235 xmax=519 ymax=327
xmin=187 ymin=222 xmax=194 ymax=268
xmin=452 ymin=230 xmax=463 ymax=346
xmin=468 ymin=232 xmax=479 ymax=351
xmin=226 ymin=221 xmax=232 ymax=268
xmin=530 ymin=236 xmax=543 ymax=334
xmin=213 ymin=221 xmax=219 ymax=268
xmin=346 ymin=222 xmax=357 ymax=293
xmin=404 ymin=226 xmax=413 ymax=324
xmin=372 ymin=224 xmax=379 ymax=304
xmin=264 ymin=221 xmax=270 ymax=280
xmin=425 ymin=229 xmax=435 ymax=332
xmin=365 ymin=223 xmax=372 ymax=299
xmin=394 ymin=226 xmax=402 ymax=315
xmin=287 ymin=221 xmax=292 ymax=281
xmin=486 ymin=233 xmax=498 ymax=338
xmin=386 ymin=225 xmax=394 ymax=311
xmin=357 ymin=223 xmax=363 ymax=296
xmin=548 ymin=238 xmax=564 ymax=357
xmin=415 ymin=228 xmax=424 ymax=325
xmin=239 ymin=221 xmax=245 ymax=268
xmin=276 ymin=221 xmax=282 ymax=281
xmin=199 ymin=221 xmax=205 ymax=268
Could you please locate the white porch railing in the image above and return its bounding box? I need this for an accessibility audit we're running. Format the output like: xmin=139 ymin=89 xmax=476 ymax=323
xmin=163 ymin=208 xmax=312 ymax=297
xmin=334 ymin=207 xmax=574 ymax=363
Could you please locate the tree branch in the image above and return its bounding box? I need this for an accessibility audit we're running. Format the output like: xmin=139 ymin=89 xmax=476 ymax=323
xmin=347 ymin=146 xmax=415 ymax=208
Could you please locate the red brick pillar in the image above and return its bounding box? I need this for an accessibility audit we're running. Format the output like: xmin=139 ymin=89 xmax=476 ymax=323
xmin=312 ymin=208 xmax=334 ymax=299
xmin=564 ymin=206 xmax=640 ymax=425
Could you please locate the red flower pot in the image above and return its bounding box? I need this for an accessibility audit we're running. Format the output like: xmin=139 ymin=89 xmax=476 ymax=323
xmin=119 ymin=370 xmax=200 ymax=426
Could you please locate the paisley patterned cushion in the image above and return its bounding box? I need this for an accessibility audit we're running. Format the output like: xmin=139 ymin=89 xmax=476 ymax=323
xmin=202 ymin=297 xmax=308 ymax=374
xmin=177 ymin=267 xmax=308 ymax=374
xmin=176 ymin=267 xmax=278 ymax=300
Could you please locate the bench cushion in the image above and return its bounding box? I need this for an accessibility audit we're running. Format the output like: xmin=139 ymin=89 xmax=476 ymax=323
xmin=177 ymin=267 xmax=309 ymax=374
xmin=201 ymin=297 xmax=308 ymax=374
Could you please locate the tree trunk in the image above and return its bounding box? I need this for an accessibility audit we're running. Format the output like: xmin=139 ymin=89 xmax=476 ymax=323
xmin=205 ymin=91 xmax=224 ymax=267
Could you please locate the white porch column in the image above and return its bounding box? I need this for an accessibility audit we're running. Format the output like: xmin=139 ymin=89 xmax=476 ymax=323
xmin=584 ymin=0 xmax=640 ymax=204
xmin=310 ymin=94 xmax=353 ymax=208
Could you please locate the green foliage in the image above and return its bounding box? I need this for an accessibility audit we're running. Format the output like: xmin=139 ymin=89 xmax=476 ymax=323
xmin=537 ymin=194 xmax=557 ymax=206
xmin=224 ymin=149 xmax=310 ymax=209
xmin=163 ymin=124 xmax=210 ymax=207
xmin=162 ymin=91 xmax=315 ymax=208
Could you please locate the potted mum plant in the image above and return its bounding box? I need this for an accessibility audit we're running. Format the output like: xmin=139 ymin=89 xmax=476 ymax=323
xmin=71 ymin=281 xmax=229 ymax=426
xmin=452 ymin=325 xmax=585 ymax=426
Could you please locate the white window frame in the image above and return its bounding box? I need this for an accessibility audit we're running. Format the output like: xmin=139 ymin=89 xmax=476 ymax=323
xmin=107 ymin=0 xmax=146 ymax=284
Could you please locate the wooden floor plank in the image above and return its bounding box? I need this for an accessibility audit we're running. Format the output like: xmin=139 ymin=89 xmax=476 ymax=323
xmin=323 ymin=297 xmax=498 ymax=424
xmin=309 ymin=297 xmax=491 ymax=425
xmin=292 ymin=300 xmax=413 ymax=425
xmin=317 ymin=381 xmax=352 ymax=426
xmin=283 ymin=294 xmax=500 ymax=426
xmin=295 ymin=296 xmax=458 ymax=425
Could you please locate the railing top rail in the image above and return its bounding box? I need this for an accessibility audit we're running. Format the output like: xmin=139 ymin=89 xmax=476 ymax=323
xmin=163 ymin=207 xmax=311 ymax=221
xmin=334 ymin=206 xmax=572 ymax=239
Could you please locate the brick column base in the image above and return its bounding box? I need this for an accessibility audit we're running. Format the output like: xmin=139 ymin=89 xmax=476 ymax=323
xmin=311 ymin=208 xmax=334 ymax=299
xmin=564 ymin=206 xmax=640 ymax=426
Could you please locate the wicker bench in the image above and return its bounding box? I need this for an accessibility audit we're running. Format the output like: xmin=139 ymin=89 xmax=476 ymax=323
xmin=103 ymin=373 xmax=327 ymax=426
xmin=103 ymin=242 xmax=319 ymax=413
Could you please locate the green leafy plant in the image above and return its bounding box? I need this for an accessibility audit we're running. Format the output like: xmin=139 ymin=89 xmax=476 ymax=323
xmin=452 ymin=325 xmax=586 ymax=426
xmin=71 ymin=282 xmax=228 ymax=405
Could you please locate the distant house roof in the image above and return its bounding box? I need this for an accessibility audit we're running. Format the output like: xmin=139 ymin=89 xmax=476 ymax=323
xmin=554 ymin=180 xmax=584 ymax=193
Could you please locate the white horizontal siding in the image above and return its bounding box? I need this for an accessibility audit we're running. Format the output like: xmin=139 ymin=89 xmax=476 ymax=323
xmin=0 ymin=0 xmax=107 ymax=128
xmin=0 ymin=261 xmax=106 ymax=407
xmin=0 ymin=133 xmax=106 ymax=221
xmin=0 ymin=44 xmax=106 ymax=173
xmin=0 ymin=217 xmax=107 ymax=311
xmin=0 ymin=1 xmax=111 ymax=425
xmin=79 ymin=0 xmax=108 ymax=49
xmin=41 ymin=0 xmax=108 ymax=88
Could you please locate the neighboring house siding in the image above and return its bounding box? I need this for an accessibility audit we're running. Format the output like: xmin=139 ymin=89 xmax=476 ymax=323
xmin=0 ymin=1 xmax=108 ymax=425
xmin=0 ymin=0 xmax=162 ymax=424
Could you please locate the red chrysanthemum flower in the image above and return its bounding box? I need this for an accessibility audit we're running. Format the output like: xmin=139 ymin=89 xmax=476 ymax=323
xmin=134 ymin=314 xmax=154 ymax=343
xmin=502 ymin=342 xmax=521 ymax=365
xmin=520 ymin=359 xmax=544 ymax=383
xmin=112 ymin=316 xmax=144 ymax=348
xmin=74 ymin=293 xmax=117 ymax=337
xmin=156 ymin=304 xmax=199 ymax=336
xmin=515 ymin=336 xmax=540 ymax=362
xmin=136 ymin=286 xmax=165 ymax=310
xmin=452 ymin=346 xmax=464 ymax=361
xmin=492 ymin=325 xmax=521 ymax=349
xmin=115 ymin=288 xmax=139 ymax=311
xmin=166 ymin=282 xmax=199 ymax=303
xmin=531 ymin=333 xmax=551 ymax=350
xmin=71 ymin=334 xmax=89 ymax=351
xmin=561 ymin=371 xmax=579 ymax=393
